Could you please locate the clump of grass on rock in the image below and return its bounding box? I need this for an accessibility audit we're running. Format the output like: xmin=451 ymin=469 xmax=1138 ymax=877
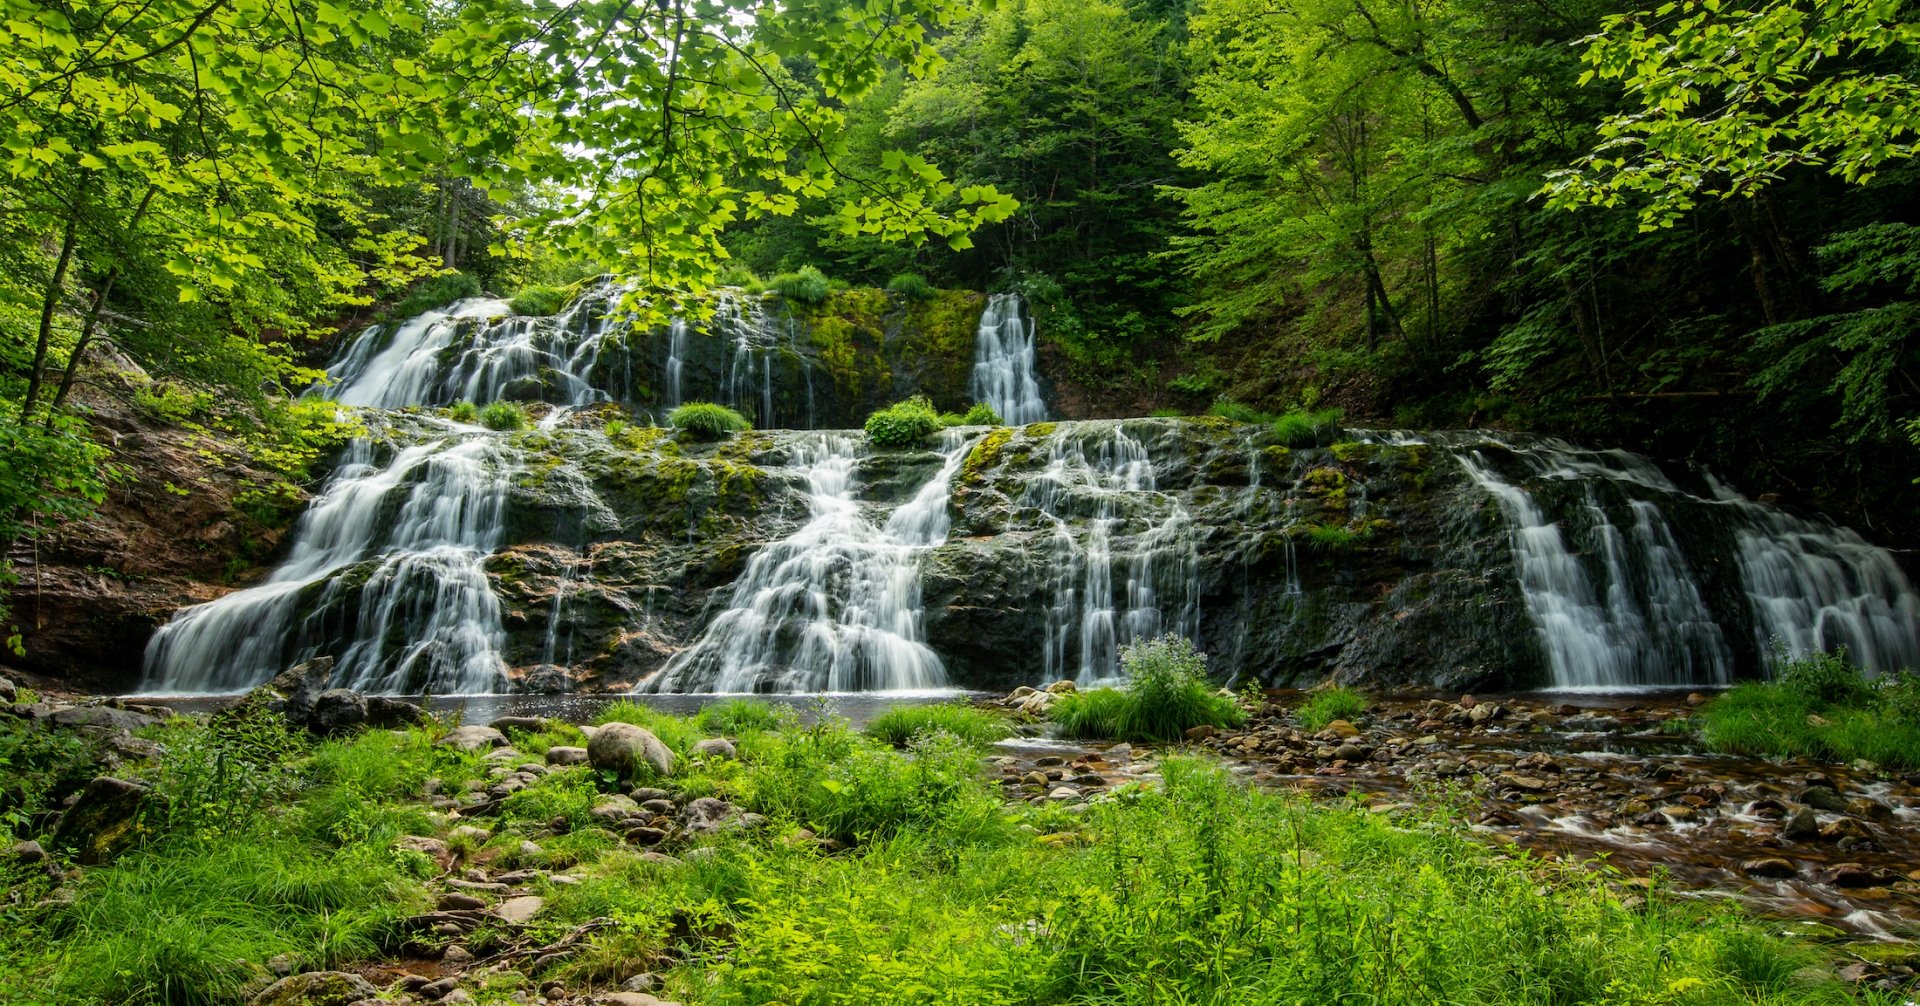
xmin=864 ymin=395 xmax=942 ymax=448
xmin=479 ymin=400 xmax=528 ymax=431
xmin=669 ymin=401 xmax=751 ymax=440
xmin=1297 ymin=685 xmax=1369 ymax=731
xmin=1051 ymin=635 xmax=1245 ymax=742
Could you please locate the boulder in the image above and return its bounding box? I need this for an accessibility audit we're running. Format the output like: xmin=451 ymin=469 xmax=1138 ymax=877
xmin=682 ymin=797 xmax=739 ymax=832
xmin=490 ymin=715 xmax=548 ymax=734
xmin=588 ymin=722 xmax=675 ymax=779
xmin=495 ymin=895 xmax=545 ymax=924
xmin=437 ymin=725 xmax=508 ymax=751
xmin=692 ymin=737 xmax=737 ymax=760
xmin=269 ymin=656 xmax=336 ymax=723
xmin=545 ymin=746 xmax=589 ymax=766
xmin=248 ymin=970 xmax=380 ymax=1006
xmin=1741 ymin=857 xmax=1798 ymax=879
xmin=366 ymin=696 xmax=429 ymax=728
xmin=0 ymin=672 xmax=15 ymax=704
xmin=47 ymin=705 xmax=163 ymax=733
xmin=53 ymin=776 xmax=152 ymax=864
xmin=309 ymin=689 xmax=368 ymax=735
xmin=1780 ymin=807 xmax=1819 ymax=841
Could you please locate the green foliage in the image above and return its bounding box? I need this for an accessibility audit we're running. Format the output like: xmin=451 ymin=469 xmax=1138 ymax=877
xmin=448 ymin=400 xmax=480 ymax=424
xmin=864 ymin=395 xmax=942 ymax=448
xmin=770 ymin=266 xmax=833 ymax=305
xmin=865 ymin=703 xmax=1013 ymax=748
xmin=508 ymin=285 xmax=570 ymax=317
xmin=389 ymin=272 xmax=482 ymax=321
xmin=1700 ymin=649 xmax=1920 ymax=768
xmin=939 ymin=401 xmax=1004 ymax=427
xmin=479 ymin=401 xmax=529 ymax=431
xmin=740 ymin=718 xmax=1005 ymax=843
xmin=695 ymin=699 xmax=796 ymax=736
xmin=1304 ymin=522 xmax=1363 ymax=551
xmin=0 ymin=718 xmax=99 ymax=841
xmin=1297 ymin=686 xmax=1369 ymax=731
xmin=669 ymin=402 xmax=752 ymax=440
xmin=1052 ymin=635 xmax=1246 ymax=742
xmin=1545 ymin=0 xmax=1920 ymax=229
xmin=1208 ymin=399 xmax=1273 ymax=424
xmin=1272 ymin=408 xmax=1344 ymax=447
xmin=885 ymin=272 xmax=937 ymax=301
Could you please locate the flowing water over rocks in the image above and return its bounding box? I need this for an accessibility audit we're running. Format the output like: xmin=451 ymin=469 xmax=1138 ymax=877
xmin=124 ymin=282 xmax=1919 ymax=698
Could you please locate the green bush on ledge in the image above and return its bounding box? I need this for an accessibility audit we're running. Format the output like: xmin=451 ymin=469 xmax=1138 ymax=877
xmin=864 ymin=395 xmax=942 ymax=448
xmin=670 ymin=401 xmax=751 ymax=440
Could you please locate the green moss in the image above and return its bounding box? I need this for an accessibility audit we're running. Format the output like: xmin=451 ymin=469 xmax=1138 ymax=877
xmin=1023 ymin=421 xmax=1057 ymax=438
xmin=1304 ymin=466 xmax=1349 ymax=511
xmin=1330 ymin=441 xmax=1378 ymax=464
xmin=961 ymin=427 xmax=1015 ymax=485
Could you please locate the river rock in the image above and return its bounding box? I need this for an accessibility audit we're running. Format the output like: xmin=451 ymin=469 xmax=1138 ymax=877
xmin=1780 ymin=807 xmax=1819 ymax=841
xmin=588 ymin=722 xmax=676 ymax=779
xmin=495 ymin=895 xmax=545 ymax=923
xmin=47 ymin=704 xmax=163 ymax=733
xmin=490 ymin=715 xmax=548 ymax=734
xmin=682 ymin=796 xmax=740 ymax=832
xmin=1829 ymin=863 xmax=1896 ymax=888
xmin=438 ymin=725 xmax=508 ymax=751
xmin=1320 ymin=719 xmax=1361 ymax=739
xmin=591 ymin=795 xmax=641 ymax=823
xmin=309 ymin=689 xmax=368 ymax=735
xmin=1741 ymin=857 xmax=1798 ymax=879
xmin=0 ymin=672 xmax=15 ymax=704
xmin=248 ymin=971 xmax=379 ymax=1006
xmin=598 ymin=994 xmax=682 ymax=1006
xmin=10 ymin=839 xmax=46 ymax=863
xmin=546 ymin=745 xmax=589 ymax=765
xmin=366 ymin=695 xmax=428 ymax=727
xmin=1798 ymin=784 xmax=1849 ymax=813
xmin=53 ymin=776 xmax=152 ymax=864
xmin=692 ymin=737 xmax=737 ymax=760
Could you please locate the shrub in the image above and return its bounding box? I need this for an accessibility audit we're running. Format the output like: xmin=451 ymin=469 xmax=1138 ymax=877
xmin=509 ymin=285 xmax=569 ymax=316
xmin=669 ymin=401 xmax=751 ymax=440
xmin=447 ymin=400 xmax=479 ymax=423
xmin=866 ymin=703 xmax=1013 ymax=748
xmin=390 ymin=271 xmax=481 ymax=320
xmin=1208 ymin=398 xmax=1273 ymax=424
xmin=886 ymin=272 xmax=937 ymax=301
xmin=770 ymin=265 xmax=831 ymax=305
xmin=1297 ymin=686 xmax=1369 ymax=731
xmin=480 ymin=400 xmax=529 ymax=431
xmin=1149 ymin=407 xmax=1185 ymax=418
xmin=1304 ymin=522 xmax=1360 ymax=551
xmin=864 ymin=395 xmax=941 ymax=448
xmin=718 ymin=264 xmax=760 ymax=288
xmin=1775 ymin=646 xmax=1873 ymax=705
xmin=1272 ymin=407 xmax=1344 ymax=447
xmin=1052 ymin=635 xmax=1245 ymax=742
xmin=959 ymin=402 xmax=1002 ymax=426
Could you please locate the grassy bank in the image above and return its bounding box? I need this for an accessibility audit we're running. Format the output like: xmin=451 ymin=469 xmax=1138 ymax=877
xmin=0 ymin=699 xmax=1889 ymax=1005
xmin=1700 ymin=650 xmax=1920 ymax=769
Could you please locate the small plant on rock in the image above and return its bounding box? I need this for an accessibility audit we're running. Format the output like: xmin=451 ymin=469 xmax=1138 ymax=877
xmin=865 ymin=395 xmax=942 ymax=448
xmin=886 ymin=272 xmax=937 ymax=301
xmin=770 ymin=265 xmax=831 ymax=305
xmin=448 ymin=400 xmax=479 ymax=423
xmin=1052 ymin=635 xmax=1244 ymax=742
xmin=1272 ymin=408 xmax=1343 ymax=447
xmin=670 ymin=401 xmax=751 ymax=440
xmin=1297 ymin=686 xmax=1368 ymax=731
xmin=480 ymin=401 xmax=529 ymax=431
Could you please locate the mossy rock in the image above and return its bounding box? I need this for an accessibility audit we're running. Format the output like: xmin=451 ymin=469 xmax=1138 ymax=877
xmin=248 ymin=971 xmax=380 ymax=1006
xmin=52 ymin=777 xmax=155 ymax=864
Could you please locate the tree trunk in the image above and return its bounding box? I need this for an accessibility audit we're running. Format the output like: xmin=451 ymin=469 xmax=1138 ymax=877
xmin=49 ymin=186 xmax=157 ymax=420
xmin=20 ymin=211 xmax=80 ymax=422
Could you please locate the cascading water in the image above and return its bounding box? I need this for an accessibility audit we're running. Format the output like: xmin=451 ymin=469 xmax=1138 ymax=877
xmin=638 ymin=431 xmax=976 ymax=693
xmin=1441 ymin=434 xmax=1920 ymax=687
xmin=1023 ymin=422 xmax=1200 ymax=683
xmin=714 ymin=293 xmax=817 ymax=429
xmin=141 ymin=428 xmax=515 ymax=694
xmin=970 ymin=293 xmax=1048 ymax=424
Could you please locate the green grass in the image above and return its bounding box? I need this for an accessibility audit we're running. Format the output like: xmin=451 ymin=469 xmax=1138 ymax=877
xmin=480 ymin=400 xmax=528 ymax=430
xmin=1208 ymin=398 xmax=1274 ymax=424
xmin=1272 ymin=407 xmax=1344 ymax=447
xmin=865 ymin=703 xmax=1013 ymax=748
xmin=509 ymin=284 xmax=570 ymax=316
xmin=669 ymin=401 xmax=751 ymax=440
xmin=885 ymin=272 xmax=937 ymax=301
xmin=1700 ymin=652 xmax=1920 ymax=768
xmin=1303 ymin=521 xmax=1362 ymax=550
xmin=1296 ymin=686 xmax=1369 ymax=731
xmin=446 ymin=399 xmax=479 ymax=423
xmin=770 ymin=265 xmax=831 ymax=305
xmin=1051 ymin=635 xmax=1246 ymax=742
xmin=0 ymin=687 xmax=1885 ymax=1006
xmin=388 ymin=270 xmax=481 ymax=320
xmin=864 ymin=395 xmax=941 ymax=448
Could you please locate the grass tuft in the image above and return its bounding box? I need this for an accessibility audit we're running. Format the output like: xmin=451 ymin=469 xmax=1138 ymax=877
xmin=1272 ymin=407 xmax=1344 ymax=447
xmin=770 ymin=265 xmax=831 ymax=305
xmin=1051 ymin=635 xmax=1245 ymax=742
xmin=864 ymin=395 xmax=942 ymax=448
xmin=480 ymin=400 xmax=528 ymax=431
xmin=668 ymin=401 xmax=751 ymax=440
xmin=865 ymin=703 xmax=1013 ymax=748
xmin=1297 ymin=685 xmax=1369 ymax=730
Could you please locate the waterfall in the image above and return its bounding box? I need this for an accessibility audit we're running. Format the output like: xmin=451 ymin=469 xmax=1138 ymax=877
xmin=1446 ymin=434 xmax=1919 ymax=688
xmin=1706 ymin=476 xmax=1920 ymax=672
xmin=1024 ymin=423 xmax=1200 ymax=683
xmin=141 ymin=428 xmax=515 ymax=694
xmin=637 ymin=431 xmax=975 ymax=693
xmin=970 ymin=294 xmax=1048 ymax=424
xmin=714 ymin=293 xmax=816 ymax=429
xmin=664 ymin=318 xmax=690 ymax=408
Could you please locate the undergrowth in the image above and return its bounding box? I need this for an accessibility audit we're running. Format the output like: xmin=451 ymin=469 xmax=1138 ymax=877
xmin=1051 ymin=635 xmax=1245 ymax=742
xmin=865 ymin=703 xmax=1013 ymax=748
xmin=1296 ymin=685 xmax=1369 ymax=731
xmin=1700 ymin=648 xmax=1920 ymax=768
